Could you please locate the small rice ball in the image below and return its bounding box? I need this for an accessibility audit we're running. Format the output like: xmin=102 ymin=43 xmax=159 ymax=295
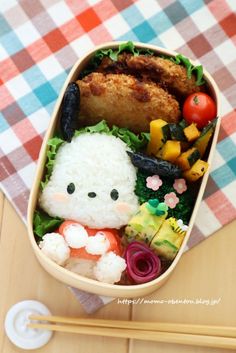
xmin=39 ymin=233 xmax=70 ymax=265
xmin=65 ymin=258 xmax=96 ymax=279
xmin=85 ymin=232 xmax=110 ymax=255
xmin=63 ymin=223 xmax=88 ymax=248
xmin=94 ymin=251 xmax=126 ymax=284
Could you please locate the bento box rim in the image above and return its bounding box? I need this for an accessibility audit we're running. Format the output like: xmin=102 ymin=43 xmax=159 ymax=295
xmin=27 ymin=41 xmax=221 ymax=293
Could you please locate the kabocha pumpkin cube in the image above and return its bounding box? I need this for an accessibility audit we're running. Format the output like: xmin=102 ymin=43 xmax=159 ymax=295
xmin=184 ymin=123 xmax=200 ymax=142
xmin=168 ymin=123 xmax=186 ymax=141
xmin=176 ymin=147 xmax=200 ymax=171
xmin=147 ymin=119 xmax=169 ymax=155
xmin=194 ymin=119 xmax=217 ymax=157
xmin=161 ymin=140 xmax=181 ymax=163
xmin=183 ymin=159 xmax=209 ymax=182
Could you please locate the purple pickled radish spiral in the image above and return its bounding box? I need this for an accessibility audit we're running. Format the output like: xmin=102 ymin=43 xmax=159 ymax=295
xmin=124 ymin=241 xmax=161 ymax=284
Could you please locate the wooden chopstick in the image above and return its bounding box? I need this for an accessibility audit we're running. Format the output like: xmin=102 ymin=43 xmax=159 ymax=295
xmin=28 ymin=321 xmax=236 ymax=350
xmin=29 ymin=315 xmax=236 ymax=338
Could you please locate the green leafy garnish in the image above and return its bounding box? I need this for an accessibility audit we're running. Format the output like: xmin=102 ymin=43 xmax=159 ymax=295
xmin=33 ymin=210 xmax=64 ymax=237
xmin=40 ymin=136 xmax=64 ymax=190
xmin=169 ymin=54 xmax=205 ymax=86
xmin=80 ymin=41 xmax=154 ymax=78
xmin=74 ymin=120 xmax=150 ymax=151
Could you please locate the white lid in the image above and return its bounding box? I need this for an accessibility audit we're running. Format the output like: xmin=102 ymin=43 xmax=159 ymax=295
xmin=4 ymin=300 xmax=53 ymax=350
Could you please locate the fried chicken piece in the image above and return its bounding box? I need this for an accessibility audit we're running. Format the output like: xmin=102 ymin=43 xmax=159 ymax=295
xmin=77 ymin=73 xmax=181 ymax=133
xmin=96 ymin=54 xmax=201 ymax=98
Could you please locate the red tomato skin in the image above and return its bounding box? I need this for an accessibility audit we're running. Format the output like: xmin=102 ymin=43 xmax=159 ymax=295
xmin=183 ymin=93 xmax=216 ymax=129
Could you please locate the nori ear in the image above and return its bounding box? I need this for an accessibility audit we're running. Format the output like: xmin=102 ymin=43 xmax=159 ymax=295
xmin=60 ymin=82 xmax=80 ymax=142
xmin=127 ymin=151 xmax=182 ymax=178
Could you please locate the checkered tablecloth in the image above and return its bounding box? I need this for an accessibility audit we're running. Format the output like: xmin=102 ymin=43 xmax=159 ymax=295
xmin=0 ymin=0 xmax=236 ymax=311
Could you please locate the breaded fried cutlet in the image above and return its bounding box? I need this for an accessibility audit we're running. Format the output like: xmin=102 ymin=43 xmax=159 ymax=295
xmin=76 ymin=73 xmax=181 ymax=133
xmin=96 ymin=54 xmax=201 ymax=98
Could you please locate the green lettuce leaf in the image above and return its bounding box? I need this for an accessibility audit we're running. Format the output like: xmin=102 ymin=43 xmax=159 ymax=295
xmin=33 ymin=210 xmax=64 ymax=237
xmin=40 ymin=136 xmax=64 ymax=190
xmin=169 ymin=54 xmax=205 ymax=86
xmin=74 ymin=120 xmax=150 ymax=150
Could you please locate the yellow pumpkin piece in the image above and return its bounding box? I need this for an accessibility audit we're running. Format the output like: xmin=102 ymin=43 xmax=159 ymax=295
xmin=183 ymin=159 xmax=209 ymax=182
xmin=161 ymin=140 xmax=181 ymax=163
xmin=184 ymin=123 xmax=200 ymax=142
xmin=194 ymin=119 xmax=217 ymax=157
xmin=176 ymin=147 xmax=200 ymax=171
xmin=147 ymin=119 xmax=169 ymax=155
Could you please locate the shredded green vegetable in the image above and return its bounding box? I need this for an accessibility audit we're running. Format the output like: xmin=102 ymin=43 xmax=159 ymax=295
xmin=135 ymin=170 xmax=194 ymax=224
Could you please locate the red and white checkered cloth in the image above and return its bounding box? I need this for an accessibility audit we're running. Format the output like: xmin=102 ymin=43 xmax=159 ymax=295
xmin=0 ymin=0 xmax=236 ymax=312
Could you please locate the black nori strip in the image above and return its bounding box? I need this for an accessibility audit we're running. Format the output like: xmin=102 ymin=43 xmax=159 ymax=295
xmin=60 ymin=82 xmax=80 ymax=142
xmin=127 ymin=151 xmax=182 ymax=178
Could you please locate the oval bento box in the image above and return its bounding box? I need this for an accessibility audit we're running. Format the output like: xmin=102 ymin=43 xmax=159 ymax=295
xmin=27 ymin=42 xmax=221 ymax=298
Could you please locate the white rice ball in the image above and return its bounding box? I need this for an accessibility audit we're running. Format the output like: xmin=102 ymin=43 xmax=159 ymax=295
xmin=65 ymin=258 xmax=96 ymax=279
xmin=85 ymin=232 xmax=110 ymax=255
xmin=94 ymin=251 xmax=126 ymax=284
xmin=39 ymin=233 xmax=70 ymax=265
xmin=63 ymin=223 xmax=88 ymax=249
xmin=39 ymin=133 xmax=139 ymax=229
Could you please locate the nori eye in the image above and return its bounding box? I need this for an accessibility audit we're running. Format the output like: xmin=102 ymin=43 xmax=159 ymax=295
xmin=110 ymin=189 xmax=119 ymax=201
xmin=67 ymin=183 xmax=75 ymax=194
xmin=88 ymin=192 xmax=96 ymax=198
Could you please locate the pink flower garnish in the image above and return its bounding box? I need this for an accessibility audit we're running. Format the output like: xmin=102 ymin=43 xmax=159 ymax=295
xmin=164 ymin=192 xmax=179 ymax=209
xmin=173 ymin=178 xmax=187 ymax=194
xmin=146 ymin=175 xmax=163 ymax=191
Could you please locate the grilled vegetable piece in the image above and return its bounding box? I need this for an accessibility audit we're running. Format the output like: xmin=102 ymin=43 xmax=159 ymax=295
xmin=150 ymin=217 xmax=186 ymax=260
xmin=161 ymin=140 xmax=181 ymax=163
xmin=168 ymin=123 xmax=186 ymax=141
xmin=60 ymin=82 xmax=80 ymax=142
xmin=194 ymin=119 xmax=217 ymax=157
xmin=183 ymin=159 xmax=209 ymax=182
xmin=127 ymin=151 xmax=182 ymax=178
xmin=176 ymin=147 xmax=201 ymax=171
xmin=147 ymin=119 xmax=169 ymax=155
xmin=183 ymin=123 xmax=200 ymax=142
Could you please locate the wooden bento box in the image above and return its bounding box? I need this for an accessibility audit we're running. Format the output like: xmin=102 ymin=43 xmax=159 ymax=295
xmin=27 ymin=42 xmax=221 ymax=298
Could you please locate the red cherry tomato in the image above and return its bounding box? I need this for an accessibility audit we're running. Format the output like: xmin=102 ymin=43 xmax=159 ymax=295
xmin=183 ymin=93 xmax=216 ymax=129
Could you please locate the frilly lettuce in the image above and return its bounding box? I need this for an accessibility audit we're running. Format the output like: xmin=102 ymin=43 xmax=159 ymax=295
xmin=33 ymin=210 xmax=63 ymax=238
